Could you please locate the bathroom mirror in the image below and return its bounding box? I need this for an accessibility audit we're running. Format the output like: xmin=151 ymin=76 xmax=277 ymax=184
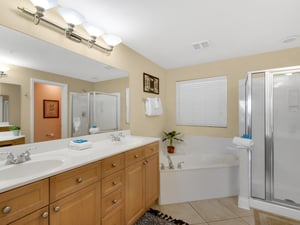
xmin=0 ymin=25 xmax=129 ymax=143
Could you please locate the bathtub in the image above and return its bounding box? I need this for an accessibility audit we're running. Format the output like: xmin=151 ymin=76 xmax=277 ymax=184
xmin=159 ymin=153 xmax=239 ymax=205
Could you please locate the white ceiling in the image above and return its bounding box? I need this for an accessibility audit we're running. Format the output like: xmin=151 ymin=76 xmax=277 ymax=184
xmin=57 ymin=0 xmax=300 ymax=69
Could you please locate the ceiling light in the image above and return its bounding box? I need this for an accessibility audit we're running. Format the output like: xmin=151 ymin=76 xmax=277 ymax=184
xmin=0 ymin=66 xmax=10 ymax=78
xmin=282 ymin=35 xmax=300 ymax=44
xmin=102 ymin=34 xmax=122 ymax=47
xmin=30 ymin=0 xmax=58 ymax=25
xmin=17 ymin=5 xmax=120 ymax=55
xmin=58 ymin=8 xmax=85 ymax=26
xmin=30 ymin=0 xmax=58 ymax=10
xmin=83 ymin=23 xmax=104 ymax=47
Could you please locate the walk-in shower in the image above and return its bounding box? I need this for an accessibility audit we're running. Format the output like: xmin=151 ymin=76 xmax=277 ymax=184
xmin=70 ymin=91 xmax=120 ymax=137
xmin=245 ymin=65 xmax=300 ymax=215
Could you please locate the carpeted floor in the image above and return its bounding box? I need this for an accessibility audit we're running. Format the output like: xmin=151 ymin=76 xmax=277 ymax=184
xmin=135 ymin=208 xmax=189 ymax=225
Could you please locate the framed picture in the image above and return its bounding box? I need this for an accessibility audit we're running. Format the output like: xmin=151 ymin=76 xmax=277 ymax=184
xmin=43 ymin=100 xmax=59 ymax=118
xmin=143 ymin=73 xmax=159 ymax=94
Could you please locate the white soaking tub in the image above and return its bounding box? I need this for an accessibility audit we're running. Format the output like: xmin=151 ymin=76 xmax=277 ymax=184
xmin=159 ymin=153 xmax=239 ymax=204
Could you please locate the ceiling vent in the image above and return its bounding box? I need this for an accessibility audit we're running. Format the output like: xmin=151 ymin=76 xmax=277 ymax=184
xmin=192 ymin=40 xmax=210 ymax=50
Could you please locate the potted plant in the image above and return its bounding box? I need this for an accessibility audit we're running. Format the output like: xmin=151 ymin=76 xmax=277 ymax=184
xmin=9 ymin=125 xmax=21 ymax=136
xmin=162 ymin=130 xmax=184 ymax=153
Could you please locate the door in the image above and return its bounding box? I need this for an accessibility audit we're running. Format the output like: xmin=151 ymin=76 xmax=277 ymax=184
xmin=34 ymin=83 xmax=62 ymax=142
xmin=145 ymin=154 xmax=159 ymax=208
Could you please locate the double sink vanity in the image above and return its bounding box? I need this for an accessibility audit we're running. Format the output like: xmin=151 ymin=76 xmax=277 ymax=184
xmin=0 ymin=132 xmax=160 ymax=225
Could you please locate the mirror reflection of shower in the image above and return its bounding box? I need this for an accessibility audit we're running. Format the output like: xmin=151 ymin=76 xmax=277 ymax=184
xmin=70 ymin=91 xmax=120 ymax=137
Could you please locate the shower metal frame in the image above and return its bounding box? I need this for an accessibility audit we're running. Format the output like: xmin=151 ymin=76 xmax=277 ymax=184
xmin=245 ymin=65 xmax=300 ymax=209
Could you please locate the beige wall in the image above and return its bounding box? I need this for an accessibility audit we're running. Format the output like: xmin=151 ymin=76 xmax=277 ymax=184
xmin=165 ymin=47 xmax=300 ymax=137
xmin=94 ymin=77 xmax=130 ymax=131
xmin=0 ymin=0 xmax=167 ymax=138
xmin=1 ymin=1 xmax=300 ymax=140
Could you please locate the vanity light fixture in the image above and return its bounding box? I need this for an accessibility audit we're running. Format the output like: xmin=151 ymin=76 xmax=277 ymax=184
xmin=17 ymin=3 xmax=122 ymax=55
xmin=58 ymin=7 xmax=85 ymax=42
xmin=83 ymin=23 xmax=104 ymax=48
xmin=30 ymin=0 xmax=58 ymax=25
xmin=0 ymin=66 xmax=10 ymax=78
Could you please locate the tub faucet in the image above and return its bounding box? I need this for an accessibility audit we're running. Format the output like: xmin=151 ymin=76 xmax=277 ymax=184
xmin=167 ymin=155 xmax=174 ymax=169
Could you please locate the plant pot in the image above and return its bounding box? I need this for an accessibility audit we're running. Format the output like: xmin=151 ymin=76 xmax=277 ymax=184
xmin=167 ymin=146 xmax=175 ymax=154
xmin=12 ymin=130 xmax=20 ymax=136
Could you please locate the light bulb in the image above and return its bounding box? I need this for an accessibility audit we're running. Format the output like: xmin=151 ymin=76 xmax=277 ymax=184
xmin=102 ymin=34 xmax=122 ymax=47
xmin=30 ymin=0 xmax=58 ymax=10
xmin=58 ymin=7 xmax=85 ymax=26
xmin=83 ymin=23 xmax=104 ymax=37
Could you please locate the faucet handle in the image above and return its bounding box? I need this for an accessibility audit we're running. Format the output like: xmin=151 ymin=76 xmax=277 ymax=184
xmin=24 ymin=150 xmax=31 ymax=161
xmin=177 ymin=161 xmax=184 ymax=169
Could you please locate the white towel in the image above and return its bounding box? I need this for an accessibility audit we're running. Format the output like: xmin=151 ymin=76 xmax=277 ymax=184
xmin=145 ymin=97 xmax=163 ymax=116
xmin=232 ymin=137 xmax=253 ymax=148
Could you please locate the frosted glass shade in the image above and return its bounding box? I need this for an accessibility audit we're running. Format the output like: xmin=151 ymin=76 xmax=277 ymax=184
xmin=83 ymin=23 xmax=104 ymax=37
xmin=102 ymin=34 xmax=122 ymax=46
xmin=58 ymin=8 xmax=85 ymax=25
xmin=30 ymin=0 xmax=58 ymax=10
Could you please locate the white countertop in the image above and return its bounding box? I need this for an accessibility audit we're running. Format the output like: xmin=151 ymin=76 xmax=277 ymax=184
xmin=0 ymin=133 xmax=159 ymax=193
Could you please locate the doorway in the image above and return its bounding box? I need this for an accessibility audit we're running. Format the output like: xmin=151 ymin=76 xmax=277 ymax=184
xmin=31 ymin=79 xmax=68 ymax=143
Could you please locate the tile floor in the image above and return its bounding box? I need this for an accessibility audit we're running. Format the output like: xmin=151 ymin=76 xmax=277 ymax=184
xmin=153 ymin=196 xmax=255 ymax=225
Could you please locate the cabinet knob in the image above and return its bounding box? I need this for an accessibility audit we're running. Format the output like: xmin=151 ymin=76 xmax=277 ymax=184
xmin=112 ymin=199 xmax=118 ymax=204
xmin=112 ymin=162 xmax=117 ymax=167
xmin=41 ymin=211 xmax=49 ymax=218
xmin=76 ymin=177 xmax=83 ymax=183
xmin=143 ymin=160 xmax=148 ymax=165
xmin=134 ymin=154 xmax=139 ymax=158
xmin=2 ymin=206 xmax=11 ymax=214
xmin=53 ymin=206 xmax=60 ymax=212
xmin=112 ymin=181 xmax=118 ymax=185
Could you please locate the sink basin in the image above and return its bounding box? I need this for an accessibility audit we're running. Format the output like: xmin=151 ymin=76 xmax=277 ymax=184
xmin=0 ymin=159 xmax=64 ymax=181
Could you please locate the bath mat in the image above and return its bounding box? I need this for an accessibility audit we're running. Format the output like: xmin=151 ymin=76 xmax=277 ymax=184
xmin=135 ymin=208 xmax=189 ymax=225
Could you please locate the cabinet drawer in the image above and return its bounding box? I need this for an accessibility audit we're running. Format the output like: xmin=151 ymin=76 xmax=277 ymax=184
xmin=0 ymin=179 xmax=49 ymax=224
xmin=125 ymin=147 xmax=145 ymax=166
xmin=50 ymin=161 xmax=101 ymax=202
xmin=9 ymin=206 xmax=49 ymax=225
xmin=144 ymin=142 xmax=159 ymax=157
xmin=102 ymin=189 xmax=124 ymax=216
xmin=102 ymin=170 xmax=124 ymax=197
xmin=102 ymin=206 xmax=123 ymax=225
xmin=102 ymin=153 xmax=124 ymax=178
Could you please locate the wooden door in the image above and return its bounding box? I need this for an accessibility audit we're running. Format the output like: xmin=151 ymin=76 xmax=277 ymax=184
xmin=145 ymin=153 xmax=159 ymax=208
xmin=125 ymin=161 xmax=145 ymax=225
xmin=50 ymin=183 xmax=100 ymax=225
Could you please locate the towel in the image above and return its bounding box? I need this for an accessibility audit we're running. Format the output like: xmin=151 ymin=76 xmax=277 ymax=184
xmin=232 ymin=137 xmax=253 ymax=148
xmin=145 ymin=97 xmax=163 ymax=116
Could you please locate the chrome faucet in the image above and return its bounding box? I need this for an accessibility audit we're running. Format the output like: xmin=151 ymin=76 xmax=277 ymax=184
xmin=177 ymin=161 xmax=184 ymax=169
xmin=166 ymin=155 xmax=174 ymax=169
xmin=6 ymin=151 xmax=31 ymax=165
xmin=110 ymin=132 xmax=125 ymax=142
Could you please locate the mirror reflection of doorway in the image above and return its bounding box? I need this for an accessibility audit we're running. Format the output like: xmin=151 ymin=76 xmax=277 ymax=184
xmin=31 ymin=79 xmax=68 ymax=143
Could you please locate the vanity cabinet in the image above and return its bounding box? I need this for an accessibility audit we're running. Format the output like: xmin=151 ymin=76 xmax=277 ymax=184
xmin=125 ymin=142 xmax=159 ymax=225
xmin=101 ymin=153 xmax=125 ymax=225
xmin=0 ymin=137 xmax=25 ymax=147
xmin=49 ymin=161 xmax=101 ymax=225
xmin=0 ymin=179 xmax=49 ymax=225
xmin=0 ymin=141 xmax=159 ymax=225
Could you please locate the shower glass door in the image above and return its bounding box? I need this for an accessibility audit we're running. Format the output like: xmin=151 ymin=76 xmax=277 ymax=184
xmin=273 ymin=71 xmax=300 ymax=206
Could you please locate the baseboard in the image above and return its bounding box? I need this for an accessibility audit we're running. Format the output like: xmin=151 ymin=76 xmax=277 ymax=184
xmin=238 ymin=196 xmax=250 ymax=210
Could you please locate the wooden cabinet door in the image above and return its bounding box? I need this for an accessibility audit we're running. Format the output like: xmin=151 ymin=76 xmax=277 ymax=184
xmin=125 ymin=161 xmax=145 ymax=225
xmin=8 ymin=207 xmax=49 ymax=225
xmin=50 ymin=182 xmax=100 ymax=225
xmin=145 ymin=153 xmax=159 ymax=208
